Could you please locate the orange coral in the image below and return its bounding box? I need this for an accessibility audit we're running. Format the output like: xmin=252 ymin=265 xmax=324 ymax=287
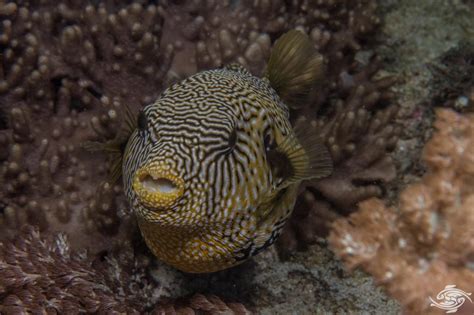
xmin=329 ymin=108 xmax=474 ymax=314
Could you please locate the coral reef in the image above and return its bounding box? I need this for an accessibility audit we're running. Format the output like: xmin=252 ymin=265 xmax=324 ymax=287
xmin=0 ymin=225 xmax=250 ymax=314
xmin=161 ymin=0 xmax=381 ymax=77
xmin=0 ymin=0 xmax=405 ymax=312
xmin=0 ymin=0 xmax=400 ymax=255
xmin=0 ymin=225 xmax=152 ymax=313
xmin=329 ymin=108 xmax=474 ymax=314
xmin=154 ymin=294 xmax=251 ymax=315
xmin=0 ymin=0 xmax=171 ymax=252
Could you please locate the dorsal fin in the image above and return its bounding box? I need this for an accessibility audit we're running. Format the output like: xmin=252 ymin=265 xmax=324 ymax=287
xmin=264 ymin=30 xmax=324 ymax=108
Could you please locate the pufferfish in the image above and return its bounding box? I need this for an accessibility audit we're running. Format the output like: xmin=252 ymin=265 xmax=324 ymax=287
xmin=94 ymin=30 xmax=333 ymax=273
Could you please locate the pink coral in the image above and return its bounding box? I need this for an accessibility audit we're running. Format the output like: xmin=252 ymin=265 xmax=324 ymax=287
xmin=329 ymin=108 xmax=474 ymax=314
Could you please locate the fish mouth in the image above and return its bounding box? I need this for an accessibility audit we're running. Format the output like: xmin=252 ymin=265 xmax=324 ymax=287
xmin=132 ymin=163 xmax=184 ymax=209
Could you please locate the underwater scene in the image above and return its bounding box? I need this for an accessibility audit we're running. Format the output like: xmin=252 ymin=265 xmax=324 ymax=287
xmin=0 ymin=0 xmax=473 ymax=314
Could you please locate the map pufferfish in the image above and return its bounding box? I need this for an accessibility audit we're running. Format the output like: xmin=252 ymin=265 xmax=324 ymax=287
xmin=102 ymin=30 xmax=332 ymax=273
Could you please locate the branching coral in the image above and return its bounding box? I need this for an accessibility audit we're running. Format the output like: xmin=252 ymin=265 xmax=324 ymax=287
xmin=0 ymin=0 xmax=402 ymax=311
xmin=0 ymin=0 xmax=401 ymax=260
xmin=0 ymin=225 xmax=148 ymax=313
xmin=0 ymin=0 xmax=172 ymax=253
xmin=329 ymin=108 xmax=474 ymax=314
xmin=0 ymin=225 xmax=251 ymax=314
xmin=160 ymin=0 xmax=380 ymax=77
xmin=154 ymin=294 xmax=252 ymax=315
xmin=0 ymin=0 xmax=400 ymax=255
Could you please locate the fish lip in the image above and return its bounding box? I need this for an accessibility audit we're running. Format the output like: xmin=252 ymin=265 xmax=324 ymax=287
xmin=132 ymin=162 xmax=185 ymax=209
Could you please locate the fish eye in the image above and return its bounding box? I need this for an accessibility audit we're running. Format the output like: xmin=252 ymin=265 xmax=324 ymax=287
xmin=228 ymin=128 xmax=237 ymax=149
xmin=222 ymin=128 xmax=237 ymax=155
xmin=264 ymin=129 xmax=276 ymax=151
xmin=137 ymin=110 xmax=148 ymax=131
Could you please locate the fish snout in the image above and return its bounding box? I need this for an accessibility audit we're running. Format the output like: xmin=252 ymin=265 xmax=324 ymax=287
xmin=132 ymin=162 xmax=184 ymax=209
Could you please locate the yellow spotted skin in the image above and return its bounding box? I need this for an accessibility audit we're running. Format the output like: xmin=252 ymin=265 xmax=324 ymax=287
xmin=123 ymin=65 xmax=300 ymax=273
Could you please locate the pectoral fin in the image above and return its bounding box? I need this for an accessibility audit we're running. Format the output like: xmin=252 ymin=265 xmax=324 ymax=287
xmin=267 ymin=117 xmax=333 ymax=188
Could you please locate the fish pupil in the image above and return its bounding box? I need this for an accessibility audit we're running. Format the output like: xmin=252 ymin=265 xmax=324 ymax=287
xmin=221 ymin=128 xmax=237 ymax=155
xmin=228 ymin=128 xmax=237 ymax=149
xmin=264 ymin=132 xmax=276 ymax=152
xmin=137 ymin=110 xmax=148 ymax=131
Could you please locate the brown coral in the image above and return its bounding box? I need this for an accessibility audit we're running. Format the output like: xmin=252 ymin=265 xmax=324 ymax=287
xmin=0 ymin=225 xmax=251 ymax=314
xmin=0 ymin=0 xmax=400 ymax=261
xmin=153 ymin=294 xmax=252 ymax=315
xmin=0 ymin=0 xmax=400 ymax=256
xmin=161 ymin=0 xmax=381 ymax=77
xmin=0 ymin=0 xmax=402 ymax=311
xmin=0 ymin=225 xmax=145 ymax=314
xmin=0 ymin=0 xmax=172 ymax=253
xmin=329 ymin=108 xmax=474 ymax=314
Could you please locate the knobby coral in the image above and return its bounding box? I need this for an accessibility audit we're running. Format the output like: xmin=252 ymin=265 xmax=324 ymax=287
xmin=161 ymin=0 xmax=380 ymax=77
xmin=0 ymin=0 xmax=172 ymax=252
xmin=329 ymin=108 xmax=474 ymax=314
xmin=0 ymin=0 xmax=401 ymax=311
xmin=0 ymin=225 xmax=251 ymax=314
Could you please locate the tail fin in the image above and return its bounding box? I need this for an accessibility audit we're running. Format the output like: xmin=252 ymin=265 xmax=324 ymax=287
xmin=265 ymin=30 xmax=324 ymax=108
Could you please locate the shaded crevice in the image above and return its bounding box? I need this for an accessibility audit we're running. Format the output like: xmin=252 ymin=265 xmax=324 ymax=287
xmin=86 ymin=85 xmax=103 ymax=100
xmin=50 ymin=75 xmax=69 ymax=114
xmin=0 ymin=108 xmax=8 ymax=130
